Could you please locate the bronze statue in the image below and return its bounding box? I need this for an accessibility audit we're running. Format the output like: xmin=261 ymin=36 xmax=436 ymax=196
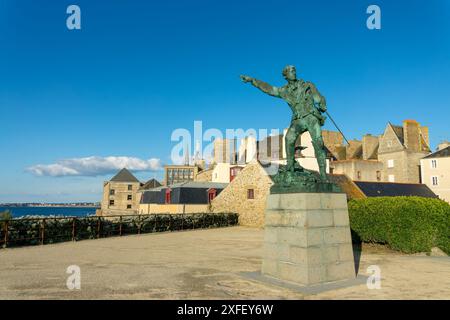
xmin=241 ymin=65 xmax=328 ymax=181
xmin=240 ymin=65 xmax=341 ymax=193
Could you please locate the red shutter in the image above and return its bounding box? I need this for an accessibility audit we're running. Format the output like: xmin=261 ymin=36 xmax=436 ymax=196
xmin=165 ymin=188 xmax=171 ymax=204
xmin=208 ymin=188 xmax=217 ymax=203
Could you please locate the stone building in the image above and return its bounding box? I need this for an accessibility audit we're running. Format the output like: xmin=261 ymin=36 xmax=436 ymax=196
xmin=420 ymin=142 xmax=450 ymax=203
xmin=330 ymin=120 xmax=431 ymax=183
xmin=210 ymin=160 xmax=273 ymax=228
xmin=378 ymin=120 xmax=431 ymax=183
xmin=100 ymin=168 xmax=142 ymax=215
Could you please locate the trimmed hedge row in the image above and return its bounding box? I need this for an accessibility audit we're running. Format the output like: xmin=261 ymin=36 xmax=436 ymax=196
xmin=0 ymin=213 xmax=239 ymax=248
xmin=348 ymin=197 xmax=450 ymax=254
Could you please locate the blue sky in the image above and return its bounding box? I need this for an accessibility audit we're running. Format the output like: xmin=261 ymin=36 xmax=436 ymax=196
xmin=0 ymin=0 xmax=449 ymax=202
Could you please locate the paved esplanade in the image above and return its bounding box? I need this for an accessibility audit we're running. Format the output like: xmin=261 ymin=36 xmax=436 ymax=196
xmin=0 ymin=227 xmax=449 ymax=299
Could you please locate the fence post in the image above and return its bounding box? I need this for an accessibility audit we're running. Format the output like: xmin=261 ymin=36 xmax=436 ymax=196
xmin=3 ymin=220 xmax=8 ymax=248
xmin=119 ymin=216 xmax=123 ymax=236
xmin=154 ymin=214 xmax=157 ymax=232
xmin=137 ymin=215 xmax=141 ymax=235
xmin=72 ymin=218 xmax=76 ymax=241
xmin=181 ymin=214 xmax=184 ymax=231
xmin=97 ymin=217 xmax=101 ymax=239
xmin=40 ymin=219 xmax=46 ymax=245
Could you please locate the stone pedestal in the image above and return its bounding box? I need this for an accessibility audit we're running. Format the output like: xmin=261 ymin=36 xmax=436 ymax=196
xmin=261 ymin=192 xmax=356 ymax=286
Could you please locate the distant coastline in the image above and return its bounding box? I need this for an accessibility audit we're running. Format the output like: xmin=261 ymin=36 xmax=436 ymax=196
xmin=0 ymin=205 xmax=99 ymax=218
xmin=0 ymin=203 xmax=100 ymax=208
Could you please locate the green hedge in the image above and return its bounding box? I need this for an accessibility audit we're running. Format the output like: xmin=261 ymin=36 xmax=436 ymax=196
xmin=348 ymin=197 xmax=450 ymax=254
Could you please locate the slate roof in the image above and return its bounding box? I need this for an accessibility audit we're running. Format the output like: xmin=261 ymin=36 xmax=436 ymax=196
xmin=140 ymin=181 xmax=228 ymax=204
xmin=423 ymin=146 xmax=450 ymax=159
xmin=168 ymin=181 xmax=229 ymax=189
xmin=140 ymin=178 xmax=162 ymax=190
xmin=354 ymin=181 xmax=437 ymax=198
xmin=389 ymin=123 xmax=405 ymax=145
xmin=144 ymin=181 xmax=229 ymax=192
xmin=110 ymin=168 xmax=140 ymax=183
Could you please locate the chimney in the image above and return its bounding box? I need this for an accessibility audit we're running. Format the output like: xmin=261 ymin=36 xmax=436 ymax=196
xmin=403 ymin=119 xmax=420 ymax=152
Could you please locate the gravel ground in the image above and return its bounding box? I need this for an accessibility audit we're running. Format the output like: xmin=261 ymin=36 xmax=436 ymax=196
xmin=0 ymin=226 xmax=449 ymax=300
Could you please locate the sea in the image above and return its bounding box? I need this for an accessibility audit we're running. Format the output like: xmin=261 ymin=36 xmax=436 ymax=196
xmin=0 ymin=206 xmax=98 ymax=218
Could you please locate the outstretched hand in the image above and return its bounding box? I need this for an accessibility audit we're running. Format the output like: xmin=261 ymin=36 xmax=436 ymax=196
xmin=240 ymin=75 xmax=253 ymax=83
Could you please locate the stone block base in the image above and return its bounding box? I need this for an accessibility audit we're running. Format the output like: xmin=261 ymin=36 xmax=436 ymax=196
xmin=262 ymin=192 xmax=356 ymax=286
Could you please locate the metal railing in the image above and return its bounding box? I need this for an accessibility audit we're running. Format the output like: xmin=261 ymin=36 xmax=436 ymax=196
xmin=0 ymin=212 xmax=238 ymax=249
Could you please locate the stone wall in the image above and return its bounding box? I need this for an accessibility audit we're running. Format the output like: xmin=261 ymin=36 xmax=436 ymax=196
xmin=210 ymin=161 xmax=273 ymax=228
xmin=378 ymin=150 xmax=427 ymax=183
xmin=378 ymin=124 xmax=404 ymax=154
xmin=331 ymin=160 xmax=383 ymax=182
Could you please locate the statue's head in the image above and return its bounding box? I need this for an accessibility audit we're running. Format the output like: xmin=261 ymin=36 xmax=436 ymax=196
xmin=282 ymin=65 xmax=297 ymax=81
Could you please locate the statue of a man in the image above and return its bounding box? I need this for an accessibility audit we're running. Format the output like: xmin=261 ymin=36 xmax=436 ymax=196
xmin=241 ymin=65 xmax=328 ymax=181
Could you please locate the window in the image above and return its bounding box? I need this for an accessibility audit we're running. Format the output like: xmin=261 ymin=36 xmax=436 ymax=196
xmin=357 ymin=171 xmax=361 ymax=180
xmin=387 ymin=159 xmax=394 ymax=168
xmin=388 ymin=175 xmax=395 ymax=182
xmin=431 ymin=160 xmax=437 ymax=169
xmin=376 ymin=171 xmax=381 ymax=181
xmin=109 ymin=200 xmax=114 ymax=206
xmin=432 ymin=176 xmax=438 ymax=186
xmin=109 ymin=189 xmax=115 ymax=196
xmin=128 ymin=184 xmax=133 ymax=191
xmin=127 ymin=204 xmax=132 ymax=209
xmin=127 ymin=194 xmax=132 ymax=201
xmin=247 ymin=189 xmax=255 ymax=199
xmin=165 ymin=188 xmax=172 ymax=204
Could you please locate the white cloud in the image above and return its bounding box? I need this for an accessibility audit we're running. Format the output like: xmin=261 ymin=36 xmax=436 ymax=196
xmin=26 ymin=156 xmax=162 ymax=177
